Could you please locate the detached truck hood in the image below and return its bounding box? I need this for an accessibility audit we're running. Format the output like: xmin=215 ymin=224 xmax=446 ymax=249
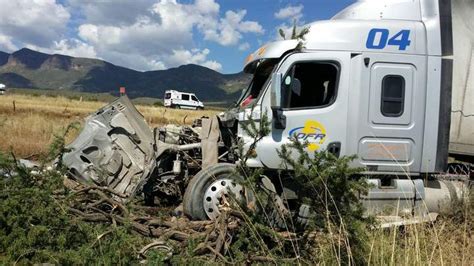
xmin=62 ymin=96 xmax=155 ymax=198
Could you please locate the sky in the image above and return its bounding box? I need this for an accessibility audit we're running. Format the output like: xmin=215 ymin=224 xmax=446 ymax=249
xmin=0 ymin=0 xmax=356 ymax=73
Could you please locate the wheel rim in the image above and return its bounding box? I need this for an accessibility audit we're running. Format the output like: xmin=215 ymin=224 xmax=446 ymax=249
xmin=203 ymin=177 xmax=246 ymax=220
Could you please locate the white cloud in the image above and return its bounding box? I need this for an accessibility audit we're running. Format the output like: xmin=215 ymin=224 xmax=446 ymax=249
xmin=51 ymin=39 xmax=97 ymax=59
xmin=68 ymin=0 xmax=156 ymax=26
xmin=148 ymin=60 xmax=167 ymax=70
xmin=202 ymin=10 xmax=264 ymax=46
xmin=23 ymin=39 xmax=98 ymax=61
xmin=0 ymin=34 xmax=17 ymax=52
xmin=194 ymin=0 xmax=220 ymax=14
xmin=97 ymin=50 xmax=167 ymax=71
xmin=164 ymin=48 xmax=222 ymax=71
xmin=0 ymin=0 xmax=264 ymax=72
xmin=238 ymin=42 xmax=250 ymax=51
xmin=239 ymin=20 xmax=265 ymax=33
xmin=77 ymin=15 xmax=194 ymax=59
xmin=166 ymin=48 xmax=210 ymax=66
xmin=73 ymin=0 xmax=262 ymax=70
xmin=0 ymin=0 xmax=70 ymax=47
xmin=274 ymin=4 xmax=304 ymax=21
xmin=201 ymin=60 xmax=222 ymax=71
xmin=78 ymin=25 xmax=100 ymax=44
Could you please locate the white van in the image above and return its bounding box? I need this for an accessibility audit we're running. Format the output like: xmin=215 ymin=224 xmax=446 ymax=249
xmin=0 ymin=84 xmax=5 ymax=95
xmin=163 ymin=90 xmax=204 ymax=110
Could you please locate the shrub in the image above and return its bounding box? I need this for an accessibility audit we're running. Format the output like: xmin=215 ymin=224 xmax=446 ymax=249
xmin=233 ymin=114 xmax=372 ymax=264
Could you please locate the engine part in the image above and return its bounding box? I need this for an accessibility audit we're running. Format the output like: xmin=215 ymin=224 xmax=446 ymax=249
xmin=173 ymin=154 xmax=182 ymax=175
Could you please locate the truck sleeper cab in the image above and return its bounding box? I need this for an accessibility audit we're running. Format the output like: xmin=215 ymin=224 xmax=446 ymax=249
xmin=164 ymin=90 xmax=204 ymax=110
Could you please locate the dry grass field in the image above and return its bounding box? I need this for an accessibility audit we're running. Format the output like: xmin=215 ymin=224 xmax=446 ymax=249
xmin=0 ymin=93 xmax=218 ymax=158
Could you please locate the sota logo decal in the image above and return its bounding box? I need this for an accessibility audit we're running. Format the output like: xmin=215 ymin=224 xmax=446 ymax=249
xmin=289 ymin=120 xmax=327 ymax=151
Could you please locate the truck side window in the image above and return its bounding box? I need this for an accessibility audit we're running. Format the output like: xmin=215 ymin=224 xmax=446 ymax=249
xmin=283 ymin=62 xmax=339 ymax=109
xmin=191 ymin=95 xmax=198 ymax=101
xmin=381 ymin=75 xmax=405 ymax=117
xmin=182 ymin=94 xmax=190 ymax=100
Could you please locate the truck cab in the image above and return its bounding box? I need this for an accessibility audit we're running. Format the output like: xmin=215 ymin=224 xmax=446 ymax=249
xmin=237 ymin=0 xmax=454 ymax=176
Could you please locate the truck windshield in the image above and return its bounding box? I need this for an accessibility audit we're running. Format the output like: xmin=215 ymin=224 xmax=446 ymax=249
xmin=165 ymin=93 xmax=171 ymax=99
xmin=238 ymin=59 xmax=279 ymax=107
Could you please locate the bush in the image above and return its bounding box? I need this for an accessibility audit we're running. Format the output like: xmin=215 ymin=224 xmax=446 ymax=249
xmin=277 ymin=140 xmax=372 ymax=263
xmin=233 ymin=114 xmax=373 ymax=264
xmin=0 ymin=152 xmax=149 ymax=264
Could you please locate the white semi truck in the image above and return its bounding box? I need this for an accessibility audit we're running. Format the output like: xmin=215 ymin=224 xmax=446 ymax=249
xmin=236 ymin=0 xmax=473 ymax=173
xmin=63 ymin=0 xmax=472 ymax=226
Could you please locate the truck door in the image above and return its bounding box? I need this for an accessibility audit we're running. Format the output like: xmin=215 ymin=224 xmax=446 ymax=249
xmin=256 ymin=52 xmax=351 ymax=169
xmin=354 ymin=53 xmax=426 ymax=173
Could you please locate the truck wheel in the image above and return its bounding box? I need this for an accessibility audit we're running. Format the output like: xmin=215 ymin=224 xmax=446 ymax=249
xmin=174 ymin=105 xmax=181 ymax=109
xmin=183 ymin=163 xmax=254 ymax=220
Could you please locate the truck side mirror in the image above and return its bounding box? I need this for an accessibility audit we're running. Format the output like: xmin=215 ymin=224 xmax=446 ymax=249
xmin=271 ymin=106 xmax=286 ymax=129
xmin=270 ymin=72 xmax=286 ymax=129
xmin=270 ymin=72 xmax=282 ymax=107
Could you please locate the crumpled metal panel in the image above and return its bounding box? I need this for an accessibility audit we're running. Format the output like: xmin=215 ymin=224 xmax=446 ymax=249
xmin=200 ymin=116 xmax=220 ymax=169
xmin=62 ymin=96 xmax=155 ymax=199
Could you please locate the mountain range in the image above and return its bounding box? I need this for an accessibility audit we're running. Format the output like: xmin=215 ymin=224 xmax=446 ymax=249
xmin=0 ymin=48 xmax=251 ymax=102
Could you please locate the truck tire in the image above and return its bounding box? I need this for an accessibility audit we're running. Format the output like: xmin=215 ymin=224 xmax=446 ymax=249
xmin=183 ymin=163 xmax=254 ymax=220
xmin=174 ymin=105 xmax=181 ymax=109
